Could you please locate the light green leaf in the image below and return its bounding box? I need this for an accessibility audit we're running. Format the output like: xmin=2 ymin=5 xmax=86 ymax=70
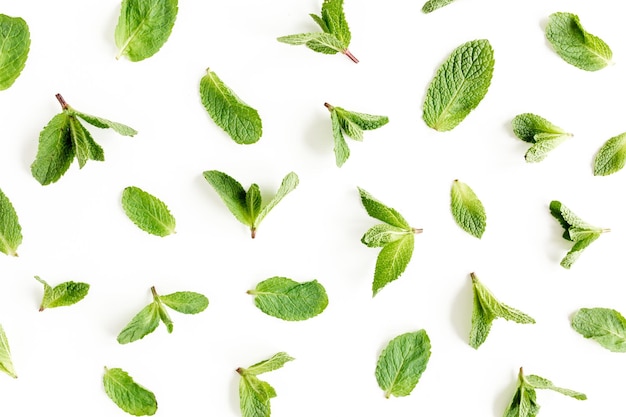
xmin=571 ymin=307 xmax=626 ymax=352
xmin=451 ymin=180 xmax=486 ymax=238
xmin=0 ymin=324 xmax=17 ymax=378
xmin=321 ymin=0 xmax=350 ymax=46
xmin=248 ymin=277 xmax=328 ymax=321
xmin=422 ymin=0 xmax=457 ymax=13
xmin=69 ymin=116 xmax=104 ymax=169
xmin=423 ymin=39 xmax=494 ymax=131
xmin=117 ymin=303 xmax=160 ymax=344
xmin=545 ymin=12 xmax=612 ymax=71
xmin=594 ymin=132 xmax=626 ymax=176
xmin=103 ymin=367 xmax=157 ymax=416
xmin=122 ymin=186 xmax=176 ymax=237
xmin=31 ymin=113 xmax=74 ymax=185
xmin=239 ymin=374 xmax=275 ymax=417
xmin=338 ymin=109 xmax=389 ymax=131
xmin=202 ymin=170 xmax=250 ymax=226
xmin=246 ymin=184 xmax=262 ymax=223
xmin=74 ymin=111 xmax=138 ymax=136
xmin=469 ymin=273 xmax=535 ymax=349
xmin=34 ymin=276 xmax=90 ymax=311
xmin=373 ymin=234 xmax=414 ymax=296
xmin=525 ymin=375 xmax=587 ymax=400
xmin=512 ymin=113 xmax=569 ymax=143
xmin=157 ymin=303 xmax=173 ymax=333
xmin=199 ymin=68 xmax=262 ymax=145
xmin=375 ymin=330 xmax=431 ymax=398
xmin=358 ymin=188 xmax=410 ymax=229
xmin=525 ymin=134 xmax=570 ymax=163
xmin=0 ymin=188 xmax=22 ymax=256
xmin=361 ymin=224 xmax=412 ymax=248
xmin=276 ymin=33 xmax=325 ymax=45
xmin=159 ymin=291 xmax=209 ymax=314
xmin=305 ymin=33 xmax=345 ymax=55
xmin=115 ymin=0 xmax=178 ymax=61
xmin=242 ymin=352 xmax=295 ymax=376
xmin=0 ymin=14 xmax=30 ymax=90
xmin=255 ymin=172 xmax=299 ymax=228
xmin=331 ymin=110 xmax=350 ymax=167
xmin=309 ymin=14 xmax=329 ymax=33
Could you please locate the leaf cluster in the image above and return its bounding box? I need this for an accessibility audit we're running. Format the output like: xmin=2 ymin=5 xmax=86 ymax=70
xmin=237 ymin=352 xmax=294 ymax=417
xmin=571 ymin=307 xmax=626 ymax=352
xmin=103 ymin=367 xmax=157 ymax=416
xmin=203 ymin=170 xmax=299 ymax=238
xmin=248 ymin=277 xmax=328 ymax=321
xmin=117 ymin=286 xmax=208 ymax=344
xmin=325 ymin=103 xmax=389 ymax=167
xmin=359 ymin=188 xmax=420 ymax=296
xmin=550 ymin=200 xmax=608 ymax=269
xmin=511 ymin=113 xmax=572 ymax=162
xmin=35 ymin=276 xmax=90 ymax=311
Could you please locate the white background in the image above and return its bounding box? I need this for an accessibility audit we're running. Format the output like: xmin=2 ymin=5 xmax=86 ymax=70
xmin=1 ymin=0 xmax=626 ymax=416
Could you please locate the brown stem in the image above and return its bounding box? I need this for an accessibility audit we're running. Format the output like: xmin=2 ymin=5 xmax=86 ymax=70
xmin=343 ymin=49 xmax=359 ymax=63
xmin=150 ymin=286 xmax=158 ymax=299
xmin=55 ymin=93 xmax=69 ymax=110
xmin=324 ymin=102 xmax=333 ymax=111
xmin=251 ymin=228 xmax=256 ymax=239
xmin=412 ymin=228 xmax=423 ymax=234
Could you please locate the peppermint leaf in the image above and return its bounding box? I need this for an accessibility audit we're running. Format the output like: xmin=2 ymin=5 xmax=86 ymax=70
xmin=248 ymin=277 xmax=328 ymax=321
xmin=243 ymin=352 xmax=295 ymax=376
xmin=358 ymin=188 xmax=410 ymax=229
xmin=237 ymin=353 xmax=293 ymax=417
xmin=373 ymin=234 xmax=414 ymax=297
xmin=0 ymin=324 xmax=17 ymax=379
xmin=0 ymin=188 xmax=22 ymax=257
xmin=423 ymin=39 xmax=494 ymax=131
xmin=69 ymin=115 xmax=104 ymax=168
xmin=511 ymin=113 xmax=572 ymax=162
xmin=103 ymin=367 xmax=157 ymax=416
xmin=450 ymin=180 xmax=486 ymax=238
xmin=0 ymin=14 xmax=30 ymax=90
xmin=158 ymin=291 xmax=209 ymax=314
xmin=375 ymin=330 xmax=431 ymax=398
xmin=525 ymin=375 xmax=587 ymax=400
xmin=117 ymin=303 xmax=160 ymax=344
xmin=115 ymin=0 xmax=178 ymax=61
xmin=74 ymin=111 xmax=138 ymax=136
xmin=469 ymin=273 xmax=535 ymax=349
xmin=593 ymin=132 xmax=626 ymax=176
xmin=361 ymin=224 xmax=412 ymax=248
xmin=121 ymin=186 xmax=176 ymax=237
xmin=422 ymin=0 xmax=457 ymax=13
xmin=325 ymin=103 xmax=388 ymax=166
xmin=254 ymin=172 xmax=299 ymax=229
xmin=545 ymin=12 xmax=612 ymax=71
xmin=199 ymin=68 xmax=262 ymax=145
xmin=571 ymin=307 xmax=626 ymax=352
xmin=34 ymin=276 xmax=89 ymax=311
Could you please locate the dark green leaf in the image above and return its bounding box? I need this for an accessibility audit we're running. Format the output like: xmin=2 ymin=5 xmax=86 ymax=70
xmin=31 ymin=113 xmax=74 ymax=185
xmin=358 ymin=188 xmax=410 ymax=229
xmin=202 ymin=170 xmax=250 ymax=226
xmin=0 ymin=14 xmax=30 ymax=90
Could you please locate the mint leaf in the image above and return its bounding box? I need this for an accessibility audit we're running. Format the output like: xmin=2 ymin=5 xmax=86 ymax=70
xmin=237 ymin=353 xmax=293 ymax=417
xmin=504 ymin=368 xmax=585 ymax=417
xmin=203 ymin=170 xmax=299 ymax=238
xmin=0 ymin=324 xmax=17 ymax=379
xmin=117 ymin=303 xmax=160 ymax=344
xmin=375 ymin=330 xmax=431 ymax=398
xmin=31 ymin=94 xmax=136 ymax=185
xmin=34 ymin=276 xmax=90 ymax=311
xmin=358 ymin=188 xmax=410 ymax=229
xmin=0 ymin=14 xmax=30 ymax=90
xmin=469 ymin=273 xmax=535 ymax=349
xmin=422 ymin=0 xmax=457 ymax=13
xmin=549 ymin=200 xmax=608 ymax=268
xmin=158 ymin=291 xmax=208 ymax=314
xmin=373 ymin=234 xmax=414 ymax=297
xmin=200 ymin=68 xmax=263 ymax=145
xmin=545 ymin=12 xmax=612 ymax=71
xmin=423 ymin=39 xmax=494 ymax=131
xmin=248 ymin=277 xmax=328 ymax=321
xmin=450 ymin=180 xmax=486 ymax=238
xmin=571 ymin=307 xmax=626 ymax=352
xmin=278 ymin=0 xmax=358 ymax=63
xmin=121 ymin=186 xmax=176 ymax=237
xmin=0 ymin=188 xmax=22 ymax=257
xmin=325 ymin=103 xmax=388 ymax=167
xmin=593 ymin=132 xmax=626 ymax=176
xmin=361 ymin=224 xmax=412 ymax=248
xmin=512 ymin=113 xmax=572 ymax=162
xmin=115 ymin=0 xmax=178 ymax=61
xmin=103 ymin=367 xmax=157 ymax=416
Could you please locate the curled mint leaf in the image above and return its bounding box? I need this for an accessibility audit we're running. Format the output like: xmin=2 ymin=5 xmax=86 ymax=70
xmin=115 ymin=0 xmax=178 ymax=61
xmin=423 ymin=39 xmax=494 ymax=131
xmin=0 ymin=187 xmax=22 ymax=256
xmin=450 ymin=180 xmax=486 ymax=238
xmin=545 ymin=12 xmax=612 ymax=71
xmin=248 ymin=277 xmax=328 ymax=321
xmin=571 ymin=307 xmax=626 ymax=352
xmin=593 ymin=132 xmax=626 ymax=176
xmin=121 ymin=186 xmax=176 ymax=237
xmin=0 ymin=324 xmax=16 ymax=379
xmin=103 ymin=367 xmax=157 ymax=416
xmin=34 ymin=276 xmax=90 ymax=311
xmin=0 ymin=14 xmax=30 ymax=90
xmin=511 ymin=113 xmax=572 ymax=162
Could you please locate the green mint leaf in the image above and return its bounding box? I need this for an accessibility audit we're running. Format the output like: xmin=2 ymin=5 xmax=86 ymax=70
xmin=305 ymin=33 xmax=346 ymax=55
xmin=321 ymin=0 xmax=351 ymax=46
xmin=571 ymin=307 xmax=626 ymax=352
xmin=593 ymin=132 xmax=626 ymax=176
xmin=34 ymin=276 xmax=89 ymax=311
xmin=156 ymin=303 xmax=173 ymax=333
xmin=0 ymin=324 xmax=17 ymax=378
xmin=254 ymin=172 xmax=299 ymax=230
xmin=202 ymin=170 xmax=250 ymax=226
xmin=469 ymin=273 xmax=535 ymax=349
xmin=115 ymin=0 xmax=178 ymax=61
xmin=158 ymin=291 xmax=209 ymax=314
xmin=358 ymin=188 xmax=410 ymax=229
xmin=511 ymin=113 xmax=572 ymax=162
xmin=242 ymin=352 xmax=295 ymax=376
xmin=246 ymin=184 xmax=262 ymax=222
xmin=68 ymin=115 xmax=104 ymax=168
xmin=375 ymin=330 xmax=431 ymax=398
xmin=373 ymin=234 xmax=414 ymax=296
xmin=0 ymin=14 xmax=30 ymax=90
xmin=309 ymin=14 xmax=329 ymax=32
xmin=74 ymin=111 xmax=138 ymax=136
xmin=550 ymin=200 xmax=607 ymax=268
xmin=524 ymin=133 xmax=570 ymax=163
xmin=330 ymin=109 xmax=350 ymax=167
xmin=423 ymin=39 xmax=494 ymax=131
xmin=103 ymin=367 xmax=157 ymax=416
xmin=248 ymin=277 xmax=328 ymax=321
xmin=31 ymin=113 xmax=74 ymax=185
xmin=117 ymin=303 xmax=160 ymax=344
xmin=0 ymin=188 xmax=22 ymax=257
xmin=121 ymin=186 xmax=176 ymax=237
xmin=422 ymin=0 xmax=457 ymax=13
xmin=450 ymin=180 xmax=487 ymax=238
xmin=361 ymin=224 xmax=414 ymax=248
xmin=199 ymin=68 xmax=262 ymax=145
xmin=525 ymin=375 xmax=587 ymax=400
xmin=545 ymin=12 xmax=612 ymax=71
xmin=238 ymin=374 xmax=275 ymax=417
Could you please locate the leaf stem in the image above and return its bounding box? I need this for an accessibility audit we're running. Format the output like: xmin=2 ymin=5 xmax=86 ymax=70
xmin=343 ymin=49 xmax=359 ymax=63
xmin=412 ymin=228 xmax=423 ymax=234
xmin=55 ymin=93 xmax=69 ymax=110
xmin=324 ymin=102 xmax=334 ymax=111
xmin=150 ymin=286 xmax=159 ymax=300
xmin=602 ymin=228 xmax=611 ymax=233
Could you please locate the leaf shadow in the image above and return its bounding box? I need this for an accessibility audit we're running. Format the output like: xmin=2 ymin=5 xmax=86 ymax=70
xmin=494 ymin=370 xmax=518 ymax=416
xmin=303 ymin=113 xmax=331 ymax=157
xmin=450 ymin=274 xmax=473 ymax=343
xmin=229 ymin=373 xmax=240 ymax=414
